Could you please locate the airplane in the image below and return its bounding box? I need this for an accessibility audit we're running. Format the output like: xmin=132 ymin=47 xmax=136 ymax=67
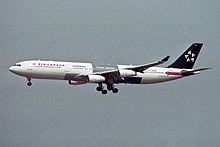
xmin=9 ymin=43 xmax=210 ymax=94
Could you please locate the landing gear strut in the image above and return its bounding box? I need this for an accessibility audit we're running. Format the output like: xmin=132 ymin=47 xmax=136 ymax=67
xmin=27 ymin=77 xmax=32 ymax=86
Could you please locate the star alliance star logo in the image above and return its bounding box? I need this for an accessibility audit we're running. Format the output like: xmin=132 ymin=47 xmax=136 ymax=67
xmin=185 ymin=51 xmax=196 ymax=62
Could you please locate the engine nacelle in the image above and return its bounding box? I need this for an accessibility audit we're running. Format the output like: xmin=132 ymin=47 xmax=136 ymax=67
xmin=118 ymin=69 xmax=136 ymax=77
xmin=87 ymin=75 xmax=106 ymax=83
xmin=68 ymin=80 xmax=87 ymax=85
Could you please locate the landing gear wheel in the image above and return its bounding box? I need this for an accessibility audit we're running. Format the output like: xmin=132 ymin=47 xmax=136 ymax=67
xmin=101 ymin=90 xmax=108 ymax=95
xmin=96 ymin=86 xmax=103 ymax=91
xmin=96 ymin=84 xmax=104 ymax=91
xmin=27 ymin=81 xmax=32 ymax=86
xmin=107 ymin=83 xmax=118 ymax=93
xmin=112 ymin=88 xmax=118 ymax=93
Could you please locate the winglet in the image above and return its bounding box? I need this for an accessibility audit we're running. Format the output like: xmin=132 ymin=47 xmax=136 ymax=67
xmin=161 ymin=56 xmax=170 ymax=62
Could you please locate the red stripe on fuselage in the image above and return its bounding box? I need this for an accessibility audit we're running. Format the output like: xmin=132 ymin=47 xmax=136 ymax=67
xmin=166 ymin=71 xmax=182 ymax=75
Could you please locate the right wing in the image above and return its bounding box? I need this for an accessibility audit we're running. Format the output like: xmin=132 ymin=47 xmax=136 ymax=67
xmin=92 ymin=56 xmax=170 ymax=77
xmin=125 ymin=56 xmax=170 ymax=73
xmin=74 ymin=56 xmax=170 ymax=83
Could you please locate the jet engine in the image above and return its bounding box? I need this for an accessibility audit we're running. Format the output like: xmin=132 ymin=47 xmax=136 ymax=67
xmin=68 ymin=80 xmax=87 ymax=85
xmin=87 ymin=75 xmax=106 ymax=83
xmin=118 ymin=69 xmax=136 ymax=77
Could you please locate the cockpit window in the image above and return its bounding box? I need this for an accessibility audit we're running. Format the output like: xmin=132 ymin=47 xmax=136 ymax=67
xmin=14 ymin=64 xmax=21 ymax=66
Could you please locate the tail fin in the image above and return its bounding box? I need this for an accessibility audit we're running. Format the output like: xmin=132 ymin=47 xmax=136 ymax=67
xmin=168 ymin=43 xmax=203 ymax=69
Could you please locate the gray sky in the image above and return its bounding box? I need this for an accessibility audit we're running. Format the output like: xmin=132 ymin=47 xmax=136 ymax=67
xmin=0 ymin=0 xmax=219 ymax=146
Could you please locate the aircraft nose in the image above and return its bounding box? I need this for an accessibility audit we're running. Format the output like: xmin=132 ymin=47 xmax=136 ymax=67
xmin=9 ymin=66 xmax=16 ymax=73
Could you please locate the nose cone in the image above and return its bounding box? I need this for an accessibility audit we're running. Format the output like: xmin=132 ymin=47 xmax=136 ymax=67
xmin=9 ymin=65 xmax=26 ymax=77
xmin=8 ymin=66 xmax=14 ymax=72
xmin=9 ymin=66 xmax=15 ymax=73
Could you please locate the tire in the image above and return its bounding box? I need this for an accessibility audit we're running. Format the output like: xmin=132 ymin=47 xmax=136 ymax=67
xmin=112 ymin=88 xmax=118 ymax=93
xmin=101 ymin=90 xmax=107 ymax=94
xmin=96 ymin=86 xmax=102 ymax=91
xmin=27 ymin=82 xmax=32 ymax=86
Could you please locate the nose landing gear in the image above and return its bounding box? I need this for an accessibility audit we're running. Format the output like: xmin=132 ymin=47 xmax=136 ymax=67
xmin=27 ymin=78 xmax=32 ymax=86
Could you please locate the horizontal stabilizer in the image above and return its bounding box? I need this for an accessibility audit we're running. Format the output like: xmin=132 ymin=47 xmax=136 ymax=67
xmin=190 ymin=67 xmax=211 ymax=72
xmin=181 ymin=67 xmax=211 ymax=76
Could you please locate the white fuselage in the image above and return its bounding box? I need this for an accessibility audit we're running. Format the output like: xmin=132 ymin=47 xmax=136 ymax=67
xmin=9 ymin=60 xmax=186 ymax=85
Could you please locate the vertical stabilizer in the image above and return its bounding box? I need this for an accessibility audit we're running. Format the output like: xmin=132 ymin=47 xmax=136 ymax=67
xmin=168 ymin=43 xmax=203 ymax=69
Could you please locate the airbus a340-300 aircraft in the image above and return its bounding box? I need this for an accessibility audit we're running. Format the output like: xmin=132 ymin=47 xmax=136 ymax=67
xmin=9 ymin=43 xmax=210 ymax=94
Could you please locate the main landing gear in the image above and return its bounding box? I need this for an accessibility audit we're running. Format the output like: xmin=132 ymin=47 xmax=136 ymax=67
xmin=107 ymin=83 xmax=119 ymax=93
xmin=96 ymin=83 xmax=118 ymax=94
xmin=96 ymin=84 xmax=107 ymax=94
xmin=27 ymin=77 xmax=32 ymax=86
